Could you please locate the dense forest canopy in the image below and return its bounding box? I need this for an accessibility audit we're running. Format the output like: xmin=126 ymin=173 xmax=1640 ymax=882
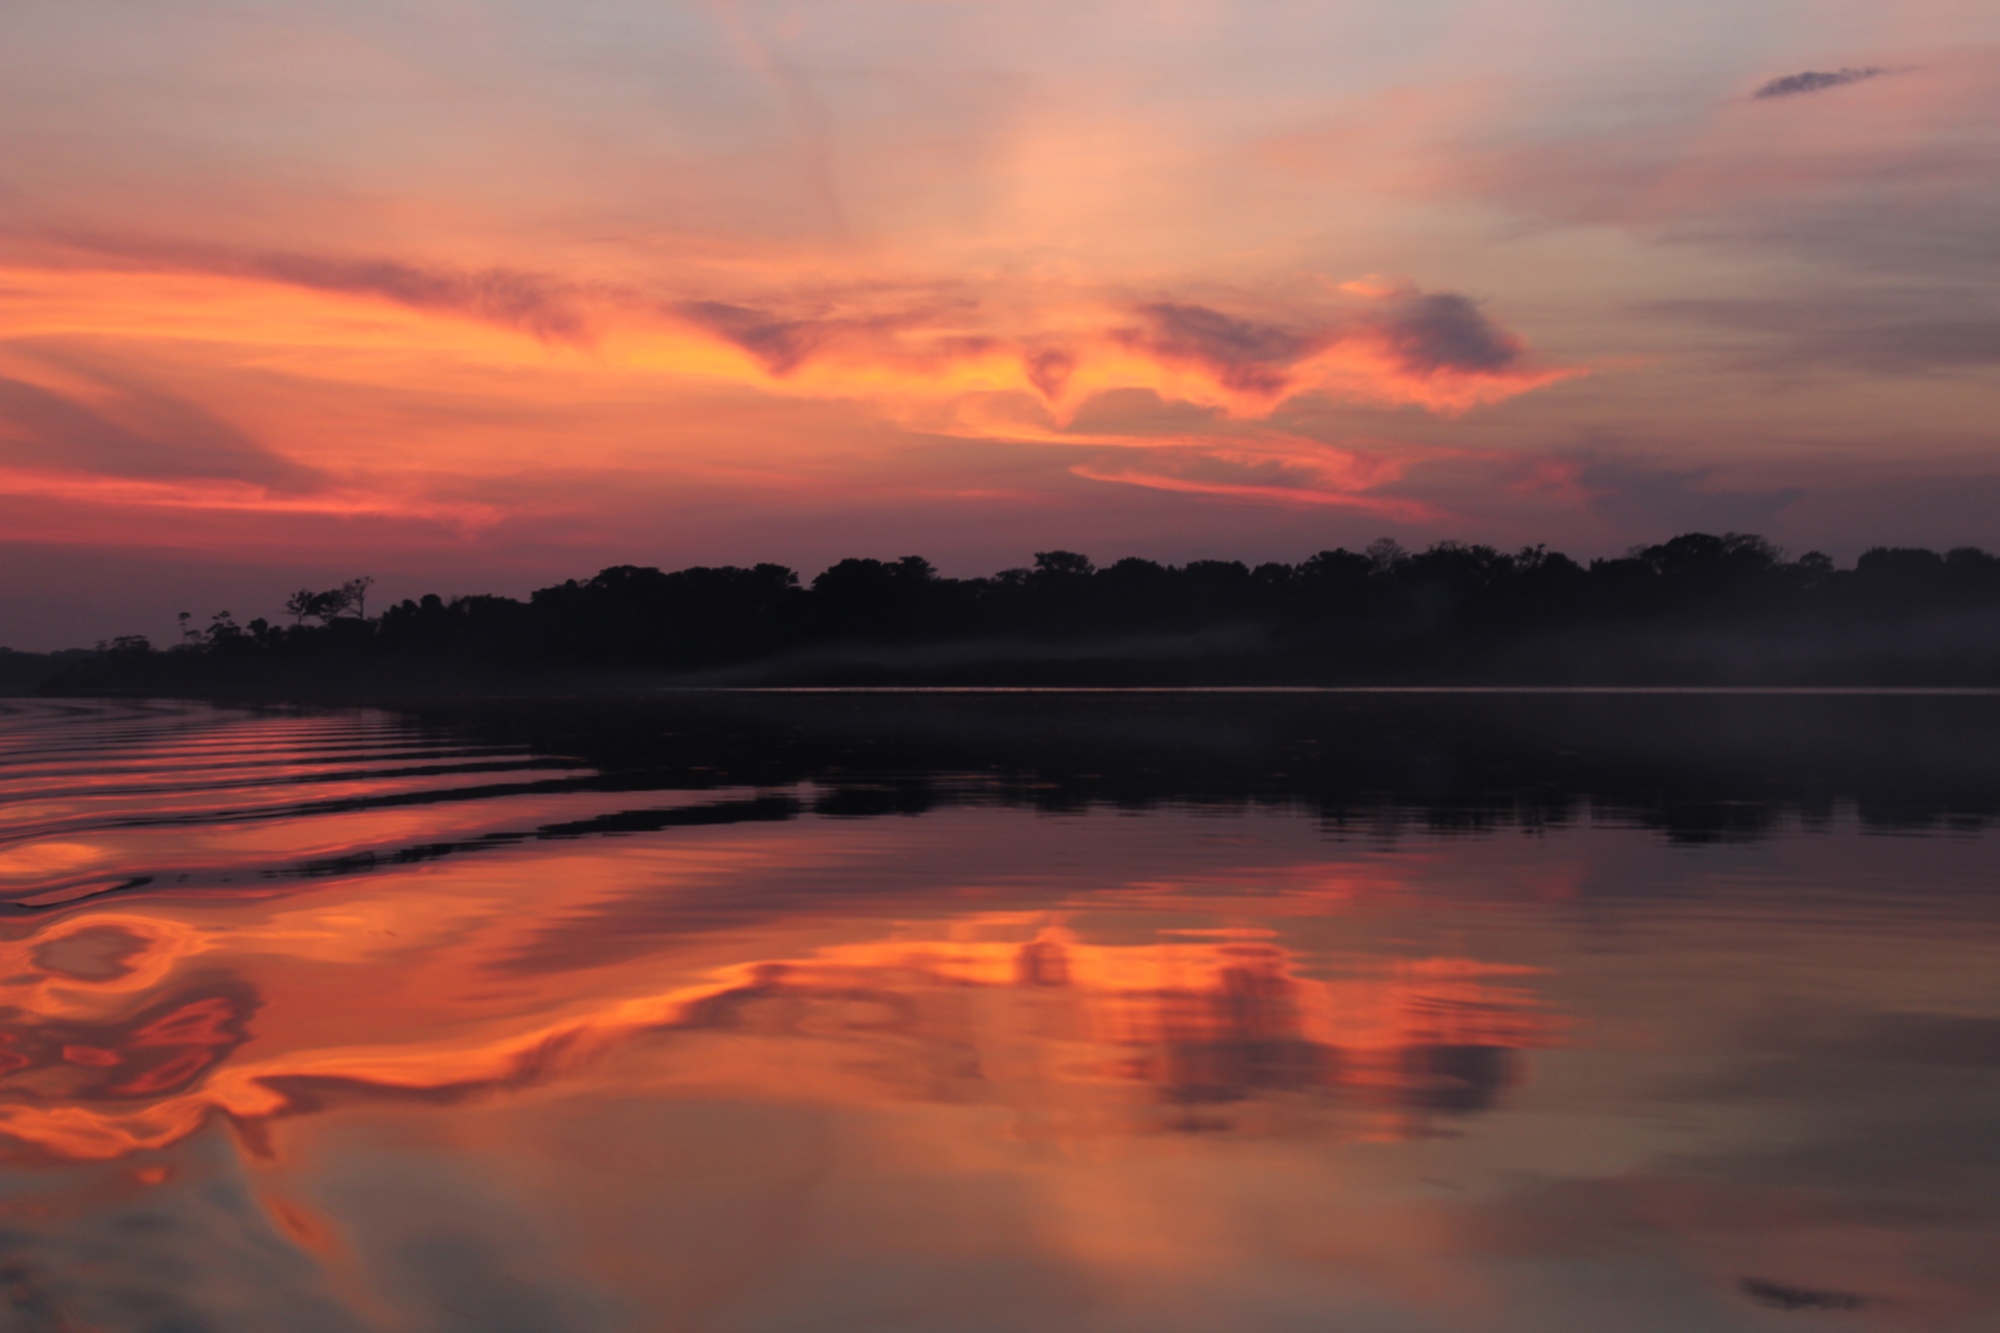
xmin=35 ymin=533 xmax=2000 ymax=691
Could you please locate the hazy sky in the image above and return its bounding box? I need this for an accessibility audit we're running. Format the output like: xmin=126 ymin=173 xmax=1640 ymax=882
xmin=3 ymin=0 xmax=1998 ymax=646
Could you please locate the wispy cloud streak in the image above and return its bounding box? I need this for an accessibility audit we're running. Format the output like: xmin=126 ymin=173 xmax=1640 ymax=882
xmin=1754 ymin=67 xmax=1888 ymax=99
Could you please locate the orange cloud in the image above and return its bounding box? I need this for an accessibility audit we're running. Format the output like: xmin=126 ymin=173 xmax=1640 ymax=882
xmin=0 ymin=466 xmax=502 ymax=530
xmin=0 ymin=238 xmax=1580 ymax=559
xmin=1064 ymin=436 xmax=1444 ymax=518
xmin=651 ymin=279 xmax=1578 ymax=422
xmin=10 ymin=236 xmax=1576 ymax=426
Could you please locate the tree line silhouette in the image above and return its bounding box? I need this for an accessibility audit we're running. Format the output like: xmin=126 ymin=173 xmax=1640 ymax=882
xmin=43 ymin=532 xmax=2000 ymax=691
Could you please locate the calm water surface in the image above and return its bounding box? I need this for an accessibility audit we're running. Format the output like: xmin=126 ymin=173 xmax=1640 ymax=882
xmin=0 ymin=694 xmax=1997 ymax=1332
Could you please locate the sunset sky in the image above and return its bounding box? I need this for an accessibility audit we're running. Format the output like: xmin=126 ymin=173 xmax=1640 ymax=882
xmin=3 ymin=0 xmax=1998 ymax=647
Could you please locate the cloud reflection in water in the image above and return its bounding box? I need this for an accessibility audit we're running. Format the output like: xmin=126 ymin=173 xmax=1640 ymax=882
xmin=0 ymin=699 xmax=1994 ymax=1331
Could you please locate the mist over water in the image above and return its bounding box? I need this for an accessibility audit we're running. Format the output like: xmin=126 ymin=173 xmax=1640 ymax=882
xmin=0 ymin=694 xmax=1996 ymax=1331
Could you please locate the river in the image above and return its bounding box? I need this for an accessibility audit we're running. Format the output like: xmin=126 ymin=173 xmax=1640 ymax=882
xmin=0 ymin=692 xmax=1995 ymax=1331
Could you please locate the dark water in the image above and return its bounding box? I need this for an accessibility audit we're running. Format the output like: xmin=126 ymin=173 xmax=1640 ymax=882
xmin=0 ymin=692 xmax=1997 ymax=1332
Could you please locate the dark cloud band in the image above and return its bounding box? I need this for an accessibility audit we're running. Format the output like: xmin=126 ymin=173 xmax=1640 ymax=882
xmin=1753 ymin=67 xmax=1886 ymax=99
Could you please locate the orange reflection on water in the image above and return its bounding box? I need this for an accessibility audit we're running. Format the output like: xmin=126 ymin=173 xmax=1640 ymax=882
xmin=0 ymin=837 xmax=1554 ymax=1163
xmin=667 ymin=923 xmax=1553 ymax=1140
xmin=5 ymin=705 xmax=1999 ymax=1330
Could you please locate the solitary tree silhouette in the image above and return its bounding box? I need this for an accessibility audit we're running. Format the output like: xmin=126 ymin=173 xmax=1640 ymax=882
xmin=343 ymin=576 xmax=375 ymax=619
xmin=285 ymin=587 xmax=352 ymax=625
xmin=1032 ymin=551 xmax=1095 ymax=580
